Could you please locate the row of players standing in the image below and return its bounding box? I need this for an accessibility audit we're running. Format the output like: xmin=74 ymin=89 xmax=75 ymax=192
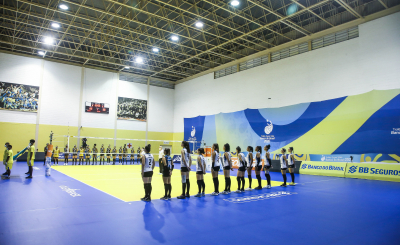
xmin=44 ymin=144 xmax=146 ymax=166
xmin=139 ymin=141 xmax=296 ymax=202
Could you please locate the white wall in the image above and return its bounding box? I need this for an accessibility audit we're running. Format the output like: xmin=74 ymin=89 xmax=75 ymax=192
xmin=81 ymin=68 xmax=118 ymax=129
xmin=173 ymin=12 xmax=400 ymax=133
xmin=0 ymin=53 xmax=175 ymax=134
xmin=40 ymin=61 xmax=81 ymax=126
xmin=0 ymin=53 xmax=42 ymax=124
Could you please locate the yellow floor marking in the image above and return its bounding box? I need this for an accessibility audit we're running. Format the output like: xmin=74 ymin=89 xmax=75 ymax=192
xmin=53 ymin=165 xmax=283 ymax=202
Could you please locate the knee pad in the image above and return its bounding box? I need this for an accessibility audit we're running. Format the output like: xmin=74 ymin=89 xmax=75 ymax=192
xmin=181 ymin=175 xmax=187 ymax=183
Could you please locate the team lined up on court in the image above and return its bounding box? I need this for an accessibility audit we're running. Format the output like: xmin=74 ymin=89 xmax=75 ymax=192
xmin=140 ymin=141 xmax=296 ymax=202
xmin=46 ymin=144 xmax=144 ymax=166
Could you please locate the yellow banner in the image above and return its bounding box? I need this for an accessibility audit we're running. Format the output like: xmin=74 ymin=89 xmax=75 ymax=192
xmin=299 ymin=161 xmax=346 ymax=177
xmin=345 ymin=163 xmax=400 ymax=182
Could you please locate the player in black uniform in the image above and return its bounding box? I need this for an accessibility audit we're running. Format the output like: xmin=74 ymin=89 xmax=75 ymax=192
xmin=112 ymin=146 xmax=117 ymax=165
xmin=123 ymin=144 xmax=128 ymax=165
xmin=106 ymin=144 xmax=111 ymax=165
xmin=130 ymin=147 xmax=135 ymax=164
xmin=118 ymin=146 xmax=123 ymax=164
xmin=92 ymin=144 xmax=98 ymax=165
xmin=72 ymin=145 xmax=78 ymax=165
xmin=64 ymin=144 xmax=69 ymax=165
xmin=100 ymin=144 xmax=105 ymax=165
xmin=160 ymin=148 xmax=173 ymax=200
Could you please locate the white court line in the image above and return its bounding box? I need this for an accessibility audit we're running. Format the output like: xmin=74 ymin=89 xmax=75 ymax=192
xmin=53 ymin=169 xmax=127 ymax=202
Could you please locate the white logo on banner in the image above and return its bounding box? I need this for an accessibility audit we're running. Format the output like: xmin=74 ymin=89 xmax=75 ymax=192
xmin=264 ymin=120 xmax=273 ymax=134
xmin=60 ymin=185 xmax=81 ymax=197
xmin=191 ymin=126 xmax=196 ymax=137
xmin=321 ymin=155 xmax=326 ymax=161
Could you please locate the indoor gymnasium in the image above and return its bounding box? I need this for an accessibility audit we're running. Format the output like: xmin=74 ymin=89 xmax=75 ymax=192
xmin=0 ymin=0 xmax=400 ymax=244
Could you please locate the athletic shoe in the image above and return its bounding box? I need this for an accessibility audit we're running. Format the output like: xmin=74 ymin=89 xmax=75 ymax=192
xmin=177 ymin=195 xmax=186 ymax=199
xmin=160 ymin=196 xmax=168 ymax=200
xmin=167 ymin=196 xmax=172 ymax=200
xmin=280 ymin=183 xmax=287 ymax=187
xmin=266 ymin=185 xmax=271 ymax=189
xmin=221 ymin=191 xmax=228 ymax=195
xmin=211 ymin=192 xmax=219 ymax=196
xmin=289 ymin=182 xmax=296 ymax=186
xmin=240 ymin=190 xmax=245 ymax=193
xmin=254 ymin=186 xmax=262 ymax=190
xmin=227 ymin=190 xmax=231 ymax=194
xmin=202 ymin=193 xmax=205 ymax=197
xmin=245 ymin=188 xmax=252 ymax=191
xmin=25 ymin=176 xmax=32 ymax=179
xmin=2 ymin=172 xmax=7 ymax=176
xmin=194 ymin=193 xmax=202 ymax=197
xmin=235 ymin=190 xmax=241 ymax=193
xmin=185 ymin=193 xmax=191 ymax=198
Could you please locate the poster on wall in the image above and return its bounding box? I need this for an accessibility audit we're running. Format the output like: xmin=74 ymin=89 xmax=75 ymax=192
xmin=0 ymin=81 xmax=39 ymax=112
xmin=117 ymin=97 xmax=147 ymax=121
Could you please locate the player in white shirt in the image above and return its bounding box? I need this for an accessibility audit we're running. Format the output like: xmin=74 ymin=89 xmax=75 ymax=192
xmin=246 ymin=146 xmax=254 ymax=190
xmin=287 ymin=147 xmax=295 ymax=185
xmin=177 ymin=141 xmax=191 ymax=199
xmin=194 ymin=148 xmax=206 ymax=197
xmin=280 ymin=148 xmax=288 ymax=187
xmin=263 ymin=145 xmax=272 ymax=189
xmin=221 ymin=143 xmax=233 ymax=195
xmin=235 ymin=146 xmax=246 ymax=193
xmin=210 ymin=143 xmax=220 ymax=196
xmin=141 ymin=144 xmax=155 ymax=201
xmin=254 ymin=146 xmax=263 ymax=190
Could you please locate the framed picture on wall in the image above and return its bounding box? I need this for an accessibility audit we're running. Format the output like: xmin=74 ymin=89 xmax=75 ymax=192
xmin=0 ymin=81 xmax=39 ymax=112
xmin=117 ymin=97 xmax=147 ymax=121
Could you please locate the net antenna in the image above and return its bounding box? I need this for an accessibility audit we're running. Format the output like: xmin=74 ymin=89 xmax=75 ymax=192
xmin=49 ymin=131 xmax=54 ymax=145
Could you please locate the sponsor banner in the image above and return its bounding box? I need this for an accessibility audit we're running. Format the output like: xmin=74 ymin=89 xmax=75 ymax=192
xmin=172 ymin=155 xmax=181 ymax=164
xmin=345 ymin=163 xmax=400 ymax=182
xmin=309 ymin=154 xmax=360 ymax=162
xmin=299 ymin=161 xmax=346 ymax=177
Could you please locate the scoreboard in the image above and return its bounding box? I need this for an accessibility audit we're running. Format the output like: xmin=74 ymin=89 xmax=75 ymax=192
xmin=85 ymin=102 xmax=109 ymax=114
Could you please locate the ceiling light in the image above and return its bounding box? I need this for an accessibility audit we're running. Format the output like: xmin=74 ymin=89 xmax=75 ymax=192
xmin=135 ymin=57 xmax=143 ymax=63
xmin=152 ymin=47 xmax=159 ymax=53
xmin=171 ymin=35 xmax=179 ymax=41
xmin=59 ymin=4 xmax=68 ymax=10
xmin=230 ymin=0 xmax=239 ymax=6
xmin=124 ymin=66 xmax=129 ymax=69
xmin=38 ymin=51 xmax=45 ymax=56
xmin=51 ymin=23 xmax=60 ymax=28
xmin=44 ymin=37 xmax=54 ymax=45
xmin=195 ymin=21 xmax=204 ymax=28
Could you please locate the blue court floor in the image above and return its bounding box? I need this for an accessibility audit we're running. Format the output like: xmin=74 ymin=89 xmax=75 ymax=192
xmin=1 ymin=161 xmax=400 ymax=245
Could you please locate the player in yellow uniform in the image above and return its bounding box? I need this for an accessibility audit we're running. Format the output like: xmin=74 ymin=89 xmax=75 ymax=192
xmin=26 ymin=139 xmax=35 ymax=179
xmin=53 ymin=146 xmax=60 ymax=165
xmin=79 ymin=146 xmax=84 ymax=165
xmin=2 ymin=142 xmax=10 ymax=176
xmin=3 ymin=145 xmax=13 ymax=179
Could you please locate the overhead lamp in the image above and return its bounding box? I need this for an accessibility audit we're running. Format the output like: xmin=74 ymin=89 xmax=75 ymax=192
xmin=44 ymin=37 xmax=54 ymax=45
xmin=195 ymin=21 xmax=204 ymax=28
xmin=38 ymin=51 xmax=46 ymax=56
xmin=230 ymin=0 xmax=239 ymax=6
xmin=171 ymin=35 xmax=179 ymax=41
xmin=135 ymin=57 xmax=144 ymax=63
xmin=152 ymin=47 xmax=159 ymax=53
xmin=51 ymin=23 xmax=61 ymax=28
xmin=59 ymin=4 xmax=68 ymax=10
